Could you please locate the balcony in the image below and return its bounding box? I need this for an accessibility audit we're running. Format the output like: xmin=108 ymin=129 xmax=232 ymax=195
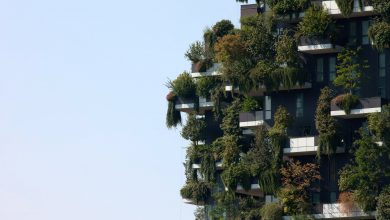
xmin=191 ymin=63 xmax=222 ymax=78
xmin=236 ymin=183 xmax=264 ymax=197
xmin=226 ymin=82 xmax=312 ymax=95
xmin=298 ymin=37 xmax=342 ymax=54
xmin=175 ymin=97 xmax=214 ymax=113
xmin=192 ymin=161 xmax=223 ymax=170
xmin=331 ymin=97 xmax=382 ymax=119
xmin=283 ymin=136 xmax=344 ymax=156
xmin=182 ymin=198 xmax=205 ymax=206
xmin=282 ymin=203 xmax=375 ymax=219
xmin=322 ymin=0 xmax=375 ymax=18
xmin=239 ymin=111 xmax=265 ymax=128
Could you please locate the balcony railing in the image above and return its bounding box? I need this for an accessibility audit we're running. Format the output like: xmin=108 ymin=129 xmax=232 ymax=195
xmin=298 ymin=37 xmax=342 ymax=54
xmin=283 ymin=136 xmax=345 ymax=156
xmin=191 ymin=63 xmax=222 ymax=78
xmin=331 ymin=96 xmax=382 ymax=118
xmin=235 ymin=183 xmax=264 ymax=197
xmin=175 ymin=97 xmax=214 ymax=113
xmin=322 ymin=0 xmax=375 ymax=18
xmin=239 ymin=111 xmax=265 ymax=128
xmin=282 ymin=203 xmax=376 ymax=219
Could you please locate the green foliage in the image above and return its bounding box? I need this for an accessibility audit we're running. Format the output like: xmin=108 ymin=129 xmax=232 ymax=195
xmin=334 ymin=47 xmax=367 ymax=93
xmin=298 ymin=5 xmax=331 ymax=38
xmin=194 ymin=206 xmax=206 ymax=220
xmin=240 ymin=15 xmax=275 ymax=60
xmin=269 ymin=106 xmax=293 ymax=176
xmin=260 ymin=202 xmax=283 ymax=220
xmin=196 ymin=76 xmax=220 ymax=98
xmin=275 ymin=31 xmax=300 ymax=66
xmin=200 ymin=151 xmax=216 ymax=183
xmin=181 ymin=113 xmax=206 ymax=143
xmin=377 ymin=186 xmax=390 ymax=220
xmin=338 ymin=129 xmax=389 ymax=211
xmin=212 ymin=20 xmax=235 ymax=39
xmin=241 ymin=96 xmax=261 ymax=112
xmin=221 ymin=99 xmax=242 ymax=136
xmin=279 ymin=160 xmax=320 ymax=215
xmin=266 ymin=0 xmax=310 ymax=15
xmin=210 ymin=85 xmax=226 ymax=120
xmin=368 ymin=104 xmax=390 ymax=143
xmin=371 ymin=0 xmax=390 ymax=21
xmin=166 ymin=100 xmax=181 ymax=128
xmin=180 ymin=181 xmax=211 ymax=204
xmin=222 ymin=163 xmax=251 ymax=191
xmin=210 ymin=192 xmax=239 ymax=219
xmin=222 ymin=135 xmax=241 ymax=167
xmin=332 ymin=93 xmax=358 ymax=114
xmin=166 ymin=72 xmax=196 ymax=99
xmin=315 ymin=87 xmax=338 ymax=158
xmin=238 ymin=197 xmax=262 ymax=220
xmin=368 ymin=20 xmax=390 ymax=51
xmin=185 ymin=41 xmax=205 ymax=63
xmin=335 ymin=0 xmax=354 ymax=17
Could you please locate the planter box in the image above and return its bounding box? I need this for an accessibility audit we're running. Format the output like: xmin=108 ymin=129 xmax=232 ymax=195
xmin=322 ymin=0 xmax=375 ymax=18
xmin=298 ymin=37 xmax=342 ymax=54
xmin=239 ymin=111 xmax=265 ymax=128
xmin=331 ymin=96 xmax=382 ymax=118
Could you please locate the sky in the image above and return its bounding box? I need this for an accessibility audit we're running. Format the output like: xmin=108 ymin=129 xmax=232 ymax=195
xmin=0 ymin=0 xmax=244 ymax=219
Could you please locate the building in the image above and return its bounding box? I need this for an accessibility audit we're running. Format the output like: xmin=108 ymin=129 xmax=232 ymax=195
xmin=166 ymin=0 xmax=390 ymax=219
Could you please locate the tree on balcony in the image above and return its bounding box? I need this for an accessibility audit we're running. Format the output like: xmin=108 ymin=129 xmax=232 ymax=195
xmin=333 ymin=47 xmax=368 ymax=114
xmin=298 ymin=5 xmax=331 ymax=39
xmin=315 ymin=87 xmax=339 ymax=158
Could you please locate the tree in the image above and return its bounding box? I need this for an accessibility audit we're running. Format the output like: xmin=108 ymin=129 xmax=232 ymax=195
xmin=181 ymin=113 xmax=206 ymax=143
xmin=279 ymin=160 xmax=320 ymax=215
xmin=338 ymin=129 xmax=389 ymax=211
xmin=334 ymin=47 xmax=367 ymax=94
xmin=377 ymin=186 xmax=390 ymax=220
xmin=315 ymin=87 xmax=338 ymax=158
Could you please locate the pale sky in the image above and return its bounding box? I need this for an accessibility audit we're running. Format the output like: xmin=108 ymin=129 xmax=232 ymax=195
xmin=0 ymin=0 xmax=242 ymax=219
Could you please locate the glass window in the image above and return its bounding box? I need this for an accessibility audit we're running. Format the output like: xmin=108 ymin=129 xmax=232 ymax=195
xmin=312 ymin=193 xmax=320 ymax=204
xmin=265 ymin=96 xmax=271 ymax=120
xmin=329 ymin=57 xmax=336 ymax=81
xmin=349 ymin=22 xmax=357 ymax=45
xmin=362 ymin=21 xmax=370 ymax=45
xmin=379 ymin=53 xmax=387 ymax=98
xmin=316 ymin=58 xmax=324 ymax=82
xmin=296 ymin=93 xmax=304 ymax=118
xmin=330 ymin=192 xmax=337 ymax=203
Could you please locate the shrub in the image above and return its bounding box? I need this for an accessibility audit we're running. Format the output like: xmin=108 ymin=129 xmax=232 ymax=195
xmin=338 ymin=192 xmax=357 ymax=213
xmin=377 ymin=186 xmax=390 ymax=220
xmin=260 ymin=202 xmax=283 ymax=220
xmin=278 ymin=187 xmax=312 ymax=215
xmin=240 ymin=15 xmax=275 ymax=60
xmin=241 ymin=96 xmax=261 ymax=112
xmin=275 ymin=31 xmax=300 ymax=66
xmin=298 ymin=5 xmax=331 ymax=38
xmin=221 ymin=99 xmax=242 ymax=136
xmin=166 ymin=100 xmax=181 ymax=128
xmin=215 ymin=34 xmax=247 ymax=63
xmin=166 ymin=72 xmax=196 ymax=99
xmin=221 ymin=135 xmax=241 ymax=166
xmin=368 ymin=104 xmax=390 ymax=142
xmin=181 ymin=113 xmax=206 ymax=143
xmin=222 ymin=163 xmax=251 ymax=191
xmin=335 ymin=0 xmax=354 ymax=17
xmin=315 ymin=87 xmax=338 ymax=158
xmin=212 ymin=20 xmax=235 ymax=39
xmin=368 ymin=20 xmax=390 ymax=50
xmin=185 ymin=41 xmax=205 ymax=63
xmin=196 ymin=76 xmax=219 ymax=98
xmin=371 ymin=0 xmax=390 ymax=20
xmin=180 ymin=181 xmax=211 ymax=204
xmin=332 ymin=93 xmax=358 ymax=114
xmin=266 ymin=0 xmax=310 ymax=15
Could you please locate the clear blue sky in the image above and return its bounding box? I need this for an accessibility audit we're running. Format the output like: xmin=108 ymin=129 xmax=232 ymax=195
xmin=0 ymin=1 xmax=243 ymax=219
